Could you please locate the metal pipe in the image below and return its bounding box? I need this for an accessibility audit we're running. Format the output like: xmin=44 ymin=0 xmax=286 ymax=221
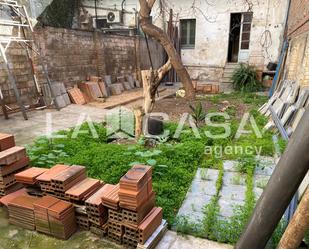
xmin=235 ymin=108 xmax=309 ymax=249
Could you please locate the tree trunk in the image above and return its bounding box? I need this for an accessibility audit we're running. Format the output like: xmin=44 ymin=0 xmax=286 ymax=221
xmin=139 ymin=0 xmax=195 ymax=100
xmin=277 ymin=187 xmax=309 ymax=249
xmin=134 ymin=106 xmax=144 ymax=138
xmin=141 ymin=70 xmax=153 ymax=114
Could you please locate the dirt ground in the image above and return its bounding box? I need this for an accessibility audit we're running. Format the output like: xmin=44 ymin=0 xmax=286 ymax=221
xmin=151 ymin=95 xmax=249 ymax=122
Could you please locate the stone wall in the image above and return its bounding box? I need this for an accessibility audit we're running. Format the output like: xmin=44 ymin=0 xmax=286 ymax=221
xmin=0 ymin=27 xmax=164 ymax=105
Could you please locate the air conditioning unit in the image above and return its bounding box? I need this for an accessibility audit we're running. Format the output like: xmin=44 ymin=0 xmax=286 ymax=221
xmin=107 ymin=11 xmax=122 ymax=23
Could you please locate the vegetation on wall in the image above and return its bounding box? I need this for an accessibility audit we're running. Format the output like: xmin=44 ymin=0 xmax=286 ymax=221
xmin=38 ymin=0 xmax=79 ymax=28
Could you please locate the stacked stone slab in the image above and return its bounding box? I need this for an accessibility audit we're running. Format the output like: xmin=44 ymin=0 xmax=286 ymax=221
xmin=0 ymin=134 xmax=29 ymax=196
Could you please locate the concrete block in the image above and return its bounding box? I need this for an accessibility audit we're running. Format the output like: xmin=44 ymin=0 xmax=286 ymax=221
xmin=126 ymin=75 xmax=135 ymax=88
xmin=135 ymin=80 xmax=141 ymax=88
xmin=109 ymin=83 xmax=124 ymax=95
xmin=98 ymin=81 xmax=109 ymax=97
xmin=55 ymin=95 xmax=67 ymax=109
xmin=123 ymin=82 xmax=132 ymax=91
xmin=86 ymin=82 xmax=103 ymax=99
xmin=117 ymin=76 xmax=125 ymax=83
xmin=62 ymin=93 xmax=71 ymax=106
xmin=104 ymin=75 xmax=112 ymax=85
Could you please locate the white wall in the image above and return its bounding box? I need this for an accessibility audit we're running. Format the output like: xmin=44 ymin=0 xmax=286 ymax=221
xmin=152 ymin=0 xmax=289 ymax=69
xmin=81 ymin=0 xmax=289 ymax=83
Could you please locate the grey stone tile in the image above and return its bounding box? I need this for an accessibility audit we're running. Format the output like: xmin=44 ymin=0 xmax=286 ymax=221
xmin=190 ymin=179 xmax=217 ymax=196
xmin=223 ymin=172 xmax=246 ymax=186
xmin=195 ymin=168 xmax=219 ymax=181
xmin=177 ymin=193 xmax=212 ymax=219
xmin=220 ymin=185 xmax=246 ymax=201
xmin=218 ymin=198 xmax=244 ymax=218
xmin=223 ymin=160 xmax=239 ymax=172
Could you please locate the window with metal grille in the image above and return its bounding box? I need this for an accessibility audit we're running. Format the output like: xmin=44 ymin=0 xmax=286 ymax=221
xmin=180 ymin=19 xmax=196 ymax=49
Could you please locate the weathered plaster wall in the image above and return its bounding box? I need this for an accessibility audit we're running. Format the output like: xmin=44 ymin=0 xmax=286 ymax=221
xmin=153 ymin=0 xmax=289 ymax=83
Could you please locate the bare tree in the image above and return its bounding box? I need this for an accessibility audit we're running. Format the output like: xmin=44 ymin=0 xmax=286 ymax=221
xmin=138 ymin=0 xmax=196 ymax=101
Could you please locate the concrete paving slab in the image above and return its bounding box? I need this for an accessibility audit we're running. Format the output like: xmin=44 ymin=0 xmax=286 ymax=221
xmin=176 ymin=168 xmax=219 ymax=224
xmin=218 ymin=198 xmax=244 ymax=218
xmin=223 ymin=172 xmax=246 ymax=186
xmin=156 ymin=231 xmax=233 ymax=249
xmin=223 ymin=160 xmax=239 ymax=172
xmin=190 ymin=179 xmax=217 ymax=196
xmin=220 ymin=185 xmax=246 ymax=201
xmin=195 ymin=168 xmax=219 ymax=181
xmin=0 ymin=105 xmax=107 ymax=145
xmin=177 ymin=194 xmax=212 ymax=223
xmin=255 ymin=156 xmax=276 ymax=176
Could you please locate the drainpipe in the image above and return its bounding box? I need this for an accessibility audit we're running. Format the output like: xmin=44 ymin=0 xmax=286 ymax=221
xmin=283 ymin=0 xmax=292 ymax=39
xmin=94 ymin=0 xmax=98 ymax=28
xmin=121 ymin=0 xmax=126 ymax=24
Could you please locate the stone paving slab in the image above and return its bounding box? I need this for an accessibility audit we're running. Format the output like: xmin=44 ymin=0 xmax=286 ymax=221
xmin=220 ymin=184 xmax=246 ymax=202
xmin=176 ymin=168 xmax=219 ymax=223
xmin=195 ymin=168 xmax=219 ymax=181
xmin=223 ymin=160 xmax=239 ymax=172
xmin=218 ymin=198 xmax=244 ymax=218
xmin=255 ymin=156 xmax=276 ymax=176
xmin=190 ymin=179 xmax=217 ymax=196
xmin=156 ymin=231 xmax=233 ymax=249
xmin=223 ymin=172 xmax=246 ymax=186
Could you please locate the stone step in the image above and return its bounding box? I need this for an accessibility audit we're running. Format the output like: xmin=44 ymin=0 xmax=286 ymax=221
xmin=224 ymin=63 xmax=240 ymax=69
xmin=223 ymin=71 xmax=235 ymax=77
xmin=220 ymin=83 xmax=234 ymax=93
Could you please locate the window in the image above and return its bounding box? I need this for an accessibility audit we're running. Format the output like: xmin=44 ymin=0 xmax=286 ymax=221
xmin=240 ymin=12 xmax=253 ymax=49
xmin=180 ymin=19 xmax=196 ymax=49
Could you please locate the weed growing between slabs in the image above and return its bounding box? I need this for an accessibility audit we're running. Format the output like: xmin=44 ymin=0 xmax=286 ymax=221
xmin=27 ymin=93 xmax=287 ymax=246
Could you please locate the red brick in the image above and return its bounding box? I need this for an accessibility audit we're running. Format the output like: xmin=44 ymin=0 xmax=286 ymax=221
xmin=0 ymin=133 xmax=15 ymax=152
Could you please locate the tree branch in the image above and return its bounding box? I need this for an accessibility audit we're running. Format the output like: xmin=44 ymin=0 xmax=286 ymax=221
xmin=154 ymin=59 xmax=171 ymax=87
xmin=147 ymin=0 xmax=157 ymax=9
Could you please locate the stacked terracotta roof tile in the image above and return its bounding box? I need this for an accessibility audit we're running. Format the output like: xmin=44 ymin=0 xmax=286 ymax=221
xmin=0 ymin=133 xmax=29 ymax=196
xmin=0 ymin=134 xmax=165 ymax=247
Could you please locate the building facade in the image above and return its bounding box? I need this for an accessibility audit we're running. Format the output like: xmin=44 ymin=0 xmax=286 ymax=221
xmin=80 ymin=0 xmax=290 ymax=91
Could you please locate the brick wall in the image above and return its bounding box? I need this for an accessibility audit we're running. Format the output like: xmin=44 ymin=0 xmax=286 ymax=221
xmin=285 ymin=0 xmax=309 ymax=88
xmin=0 ymin=27 xmax=164 ymax=105
xmin=287 ymin=0 xmax=309 ymax=39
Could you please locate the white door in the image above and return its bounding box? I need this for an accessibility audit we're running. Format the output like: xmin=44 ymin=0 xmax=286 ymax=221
xmin=238 ymin=13 xmax=253 ymax=63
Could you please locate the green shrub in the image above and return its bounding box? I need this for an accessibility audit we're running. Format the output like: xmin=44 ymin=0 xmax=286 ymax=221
xmin=232 ymin=64 xmax=262 ymax=92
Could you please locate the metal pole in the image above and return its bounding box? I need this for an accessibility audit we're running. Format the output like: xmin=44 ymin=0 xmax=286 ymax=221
xmin=235 ymin=108 xmax=309 ymax=249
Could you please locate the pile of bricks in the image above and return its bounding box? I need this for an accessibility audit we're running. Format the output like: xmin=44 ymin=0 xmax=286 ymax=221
xmin=193 ymin=81 xmax=220 ymax=94
xmin=34 ymin=196 xmax=76 ymax=239
xmin=0 ymin=133 xmax=165 ymax=248
xmin=69 ymin=74 xmax=140 ymax=104
xmin=8 ymin=195 xmax=37 ymax=230
xmin=0 ymin=134 xmax=29 ymax=196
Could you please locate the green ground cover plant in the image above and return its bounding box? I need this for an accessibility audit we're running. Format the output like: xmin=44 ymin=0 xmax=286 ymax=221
xmin=27 ymin=93 xmax=287 ymax=246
